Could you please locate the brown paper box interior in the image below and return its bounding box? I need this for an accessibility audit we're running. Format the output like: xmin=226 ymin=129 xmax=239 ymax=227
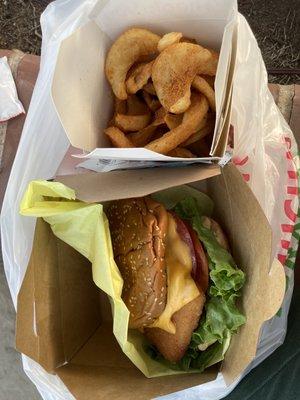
xmin=16 ymin=164 xmax=285 ymax=399
xmin=51 ymin=21 xmax=234 ymax=160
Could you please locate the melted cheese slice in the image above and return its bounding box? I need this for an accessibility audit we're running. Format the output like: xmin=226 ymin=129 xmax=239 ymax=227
xmin=149 ymin=214 xmax=200 ymax=334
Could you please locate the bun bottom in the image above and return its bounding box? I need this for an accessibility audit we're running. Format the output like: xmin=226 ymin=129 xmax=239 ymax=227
xmin=145 ymin=292 xmax=206 ymax=363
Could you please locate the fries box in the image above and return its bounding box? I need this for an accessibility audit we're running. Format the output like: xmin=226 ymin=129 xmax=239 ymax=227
xmin=51 ymin=0 xmax=238 ymax=174
xmin=15 ymin=163 xmax=286 ymax=399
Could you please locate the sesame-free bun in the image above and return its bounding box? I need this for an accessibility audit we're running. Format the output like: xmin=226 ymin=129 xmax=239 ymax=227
xmin=107 ymin=197 xmax=168 ymax=329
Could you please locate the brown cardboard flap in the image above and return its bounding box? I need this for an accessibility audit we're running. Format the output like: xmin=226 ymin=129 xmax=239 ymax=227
xmin=56 ymin=164 xmax=220 ymax=203
xmin=263 ymin=258 xmax=286 ymax=321
xmin=57 ymin=324 xmax=218 ymax=400
xmin=207 ymin=164 xmax=286 ymax=384
xmin=16 ymin=253 xmax=39 ymax=364
xmin=52 ymin=22 xmax=111 ymax=151
xmin=16 ymin=219 xmax=102 ymax=372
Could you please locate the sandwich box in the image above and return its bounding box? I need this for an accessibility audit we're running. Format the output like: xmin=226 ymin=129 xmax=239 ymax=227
xmin=16 ymin=163 xmax=285 ymax=399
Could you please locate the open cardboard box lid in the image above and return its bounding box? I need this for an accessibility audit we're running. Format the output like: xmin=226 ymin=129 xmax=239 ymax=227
xmin=16 ymin=163 xmax=286 ymax=399
xmin=51 ymin=0 xmax=238 ymax=173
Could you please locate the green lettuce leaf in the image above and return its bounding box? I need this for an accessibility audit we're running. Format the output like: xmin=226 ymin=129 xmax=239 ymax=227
xmin=152 ymin=186 xmax=214 ymax=216
xmin=173 ymin=196 xmax=246 ymax=371
xmin=180 ymin=329 xmax=232 ymax=371
xmin=192 ymin=296 xmax=246 ymax=345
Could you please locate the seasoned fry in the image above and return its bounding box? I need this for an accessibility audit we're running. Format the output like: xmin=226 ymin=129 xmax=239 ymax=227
xmin=157 ymin=32 xmax=183 ymax=52
xmin=128 ymin=125 xmax=157 ymax=147
xmin=145 ymin=93 xmax=209 ymax=154
xmin=194 ymin=112 xmax=208 ymax=131
xmin=127 ymin=107 xmax=167 ymax=146
xmin=181 ymin=37 xmax=198 ymax=44
xmin=201 ymin=49 xmax=219 ymax=76
xmin=127 ymin=95 xmax=149 ymax=115
xmin=143 ymin=82 xmax=156 ymax=95
xmin=115 ymin=113 xmax=151 ymax=132
xmin=105 ymin=28 xmax=160 ymax=99
xmin=126 ymin=61 xmax=153 ymax=94
xmin=153 ymin=107 xmax=168 ymax=126
xmin=128 ymin=107 xmax=167 ymax=146
xmin=109 ymin=97 xmax=126 ymax=127
xmin=183 ymin=119 xmax=215 ymax=146
xmin=164 ymin=113 xmax=183 ymax=130
xmin=182 ymin=93 xmax=209 ymax=127
xmin=142 ymin=90 xmax=161 ymax=111
xmin=111 ymin=95 xmax=149 ymax=129
xmin=192 ymin=75 xmax=216 ymax=111
xmin=200 ymin=74 xmax=215 ymax=88
xmin=105 ymin=126 xmax=134 ymax=148
xmin=187 ymin=137 xmax=211 ymax=157
xmin=105 ymin=28 xmax=218 ymax=157
xmin=115 ymin=97 xmax=127 ymax=114
xmin=152 ymin=43 xmax=211 ymax=113
xmin=168 ymin=147 xmax=196 ymax=158
xmin=151 ymin=125 xmax=169 ymax=141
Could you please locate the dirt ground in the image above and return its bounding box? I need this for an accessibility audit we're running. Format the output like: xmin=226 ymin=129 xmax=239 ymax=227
xmin=0 ymin=0 xmax=299 ymax=84
xmin=239 ymin=0 xmax=300 ymax=84
xmin=0 ymin=0 xmax=46 ymax=55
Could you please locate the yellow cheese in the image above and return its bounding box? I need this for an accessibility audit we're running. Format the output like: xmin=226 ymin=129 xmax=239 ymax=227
xmin=149 ymin=214 xmax=200 ymax=334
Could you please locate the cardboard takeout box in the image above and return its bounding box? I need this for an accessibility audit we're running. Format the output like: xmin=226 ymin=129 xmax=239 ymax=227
xmin=16 ymin=163 xmax=285 ymax=399
xmin=51 ymin=0 xmax=238 ymax=173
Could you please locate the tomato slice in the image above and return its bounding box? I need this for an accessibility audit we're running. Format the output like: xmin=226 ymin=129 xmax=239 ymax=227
xmin=184 ymin=221 xmax=209 ymax=293
xmin=170 ymin=212 xmax=197 ymax=273
xmin=171 ymin=211 xmax=209 ymax=293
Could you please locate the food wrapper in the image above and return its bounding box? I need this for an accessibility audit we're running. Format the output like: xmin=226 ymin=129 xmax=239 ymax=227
xmin=20 ymin=179 xmax=220 ymax=377
xmin=0 ymin=56 xmax=25 ymax=122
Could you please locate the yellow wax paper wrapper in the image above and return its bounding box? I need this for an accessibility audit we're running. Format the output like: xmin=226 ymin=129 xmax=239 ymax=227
xmin=19 ymin=179 xmax=203 ymax=377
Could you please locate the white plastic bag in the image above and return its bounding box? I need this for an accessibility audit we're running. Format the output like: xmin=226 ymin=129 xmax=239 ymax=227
xmin=1 ymin=1 xmax=298 ymax=399
xmin=0 ymin=56 xmax=24 ymax=122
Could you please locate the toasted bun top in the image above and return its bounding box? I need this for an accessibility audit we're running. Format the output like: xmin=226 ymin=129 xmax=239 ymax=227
xmin=107 ymin=197 xmax=168 ymax=329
